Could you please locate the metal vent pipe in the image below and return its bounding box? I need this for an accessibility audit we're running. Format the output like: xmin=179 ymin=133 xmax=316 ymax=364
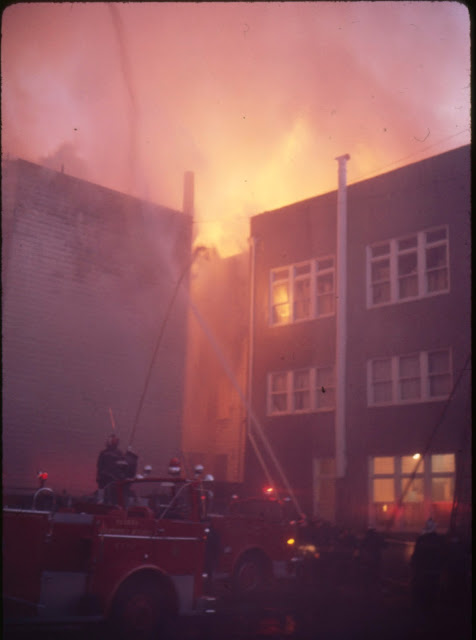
xmin=335 ymin=154 xmax=350 ymax=479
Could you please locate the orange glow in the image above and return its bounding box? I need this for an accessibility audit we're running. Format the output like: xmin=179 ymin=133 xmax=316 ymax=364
xmin=1 ymin=3 xmax=470 ymax=258
xmin=286 ymin=537 xmax=295 ymax=546
xmin=272 ymin=283 xmax=290 ymax=324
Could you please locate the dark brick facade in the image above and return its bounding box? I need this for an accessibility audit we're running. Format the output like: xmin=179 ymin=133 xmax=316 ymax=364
xmin=247 ymin=145 xmax=471 ymax=531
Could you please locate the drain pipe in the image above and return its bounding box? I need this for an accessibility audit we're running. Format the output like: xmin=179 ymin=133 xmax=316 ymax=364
xmin=335 ymin=154 xmax=350 ymax=479
xmin=246 ymin=236 xmax=278 ymax=492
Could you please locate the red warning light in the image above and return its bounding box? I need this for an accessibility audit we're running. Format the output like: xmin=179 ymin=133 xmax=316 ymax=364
xmin=37 ymin=471 xmax=48 ymax=487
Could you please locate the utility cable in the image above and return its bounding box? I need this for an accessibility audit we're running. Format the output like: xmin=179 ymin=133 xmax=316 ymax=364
xmin=128 ymin=246 xmax=207 ymax=448
xmin=386 ymin=351 xmax=471 ymax=531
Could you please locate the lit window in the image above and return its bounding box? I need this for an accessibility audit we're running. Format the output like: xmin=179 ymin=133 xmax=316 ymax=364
xmin=367 ymin=226 xmax=449 ymax=307
xmin=293 ymin=264 xmax=311 ymax=320
xmin=401 ymin=455 xmax=424 ymax=474
xmin=369 ymin=453 xmax=456 ymax=532
xmin=401 ymin=477 xmax=424 ymax=502
xmin=373 ymin=457 xmax=395 ymax=474
xmin=431 ymin=453 xmax=455 ymax=473
xmin=374 ymin=478 xmax=395 ymax=502
xmin=431 ymin=476 xmax=454 ymax=502
xmin=270 ymin=256 xmax=335 ymax=326
xmin=271 ymin=269 xmax=290 ymax=325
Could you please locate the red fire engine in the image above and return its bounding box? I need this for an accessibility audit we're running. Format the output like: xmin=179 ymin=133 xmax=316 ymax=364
xmin=3 ymin=461 xmax=300 ymax=637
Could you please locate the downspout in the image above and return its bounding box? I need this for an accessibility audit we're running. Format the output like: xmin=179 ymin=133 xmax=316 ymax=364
xmin=246 ymin=236 xmax=275 ymax=490
xmin=335 ymin=154 xmax=350 ymax=479
xmin=246 ymin=236 xmax=256 ymax=467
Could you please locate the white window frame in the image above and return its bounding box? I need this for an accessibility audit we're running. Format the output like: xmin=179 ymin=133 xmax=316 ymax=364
xmin=269 ymin=255 xmax=335 ymax=326
xmin=366 ymin=226 xmax=449 ymax=308
xmin=268 ymin=371 xmax=290 ymax=414
xmin=267 ymin=365 xmax=335 ymax=415
xmin=368 ymin=453 xmax=456 ymax=531
xmin=367 ymin=348 xmax=452 ymax=406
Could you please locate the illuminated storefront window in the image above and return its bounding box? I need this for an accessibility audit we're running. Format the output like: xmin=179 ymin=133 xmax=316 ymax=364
xmin=369 ymin=453 xmax=456 ymax=531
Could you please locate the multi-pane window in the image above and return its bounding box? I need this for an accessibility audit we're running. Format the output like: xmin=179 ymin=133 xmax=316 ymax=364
xmin=368 ymin=348 xmax=452 ymax=406
xmin=316 ymin=258 xmax=335 ymax=317
xmin=270 ymin=256 xmax=335 ymax=325
xmin=271 ymin=269 xmax=290 ymax=325
xmin=425 ymin=228 xmax=449 ymax=293
xmin=367 ymin=226 xmax=449 ymax=307
xmin=427 ymin=349 xmax=452 ymax=397
xmin=269 ymin=372 xmax=288 ymax=413
xmin=293 ymin=264 xmax=311 ymax=321
xmin=268 ymin=366 xmax=335 ymax=415
xmin=398 ymin=354 xmax=421 ymax=401
xmin=369 ymin=242 xmax=391 ymax=304
xmin=370 ymin=453 xmax=456 ymax=531
xmin=293 ymin=369 xmax=311 ymax=411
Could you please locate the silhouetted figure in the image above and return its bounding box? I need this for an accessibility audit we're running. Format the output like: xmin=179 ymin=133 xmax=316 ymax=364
xmin=411 ymin=518 xmax=446 ymax=609
xmin=96 ymin=434 xmax=137 ymax=503
xmin=443 ymin=529 xmax=469 ymax=605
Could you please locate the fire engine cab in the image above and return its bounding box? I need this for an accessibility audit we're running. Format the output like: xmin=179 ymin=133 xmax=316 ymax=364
xmin=3 ymin=462 xmax=300 ymax=637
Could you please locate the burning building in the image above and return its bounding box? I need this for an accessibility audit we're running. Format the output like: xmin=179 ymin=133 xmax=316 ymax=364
xmin=246 ymin=144 xmax=471 ymax=533
xmin=181 ymin=248 xmax=249 ymax=483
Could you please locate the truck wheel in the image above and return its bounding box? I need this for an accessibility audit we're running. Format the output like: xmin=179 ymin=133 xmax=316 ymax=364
xmin=110 ymin=575 xmax=174 ymax=640
xmin=233 ymin=552 xmax=270 ymax=596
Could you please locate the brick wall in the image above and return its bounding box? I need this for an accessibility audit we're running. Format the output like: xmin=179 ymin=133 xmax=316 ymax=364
xmin=2 ymin=159 xmax=193 ymax=495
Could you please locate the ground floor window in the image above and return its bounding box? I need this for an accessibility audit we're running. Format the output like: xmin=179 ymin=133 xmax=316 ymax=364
xmin=369 ymin=453 xmax=455 ymax=531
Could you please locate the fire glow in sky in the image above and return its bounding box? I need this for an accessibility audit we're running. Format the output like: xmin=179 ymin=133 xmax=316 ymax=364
xmin=2 ymin=2 xmax=470 ymax=256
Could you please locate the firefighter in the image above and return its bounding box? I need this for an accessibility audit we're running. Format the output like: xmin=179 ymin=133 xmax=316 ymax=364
xmin=96 ymin=434 xmax=137 ymax=503
xmin=411 ymin=518 xmax=446 ymax=610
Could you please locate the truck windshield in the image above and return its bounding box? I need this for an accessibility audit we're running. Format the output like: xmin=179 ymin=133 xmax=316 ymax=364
xmin=127 ymin=480 xmax=192 ymax=520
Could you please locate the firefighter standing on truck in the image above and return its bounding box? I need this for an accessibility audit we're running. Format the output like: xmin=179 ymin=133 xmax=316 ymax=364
xmin=96 ymin=434 xmax=137 ymax=503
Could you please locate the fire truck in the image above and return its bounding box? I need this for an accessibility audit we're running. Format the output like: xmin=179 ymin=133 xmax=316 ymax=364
xmin=3 ymin=463 xmax=300 ymax=638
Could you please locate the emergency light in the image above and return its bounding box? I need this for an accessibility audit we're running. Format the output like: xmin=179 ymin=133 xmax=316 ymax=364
xmin=168 ymin=457 xmax=181 ymax=476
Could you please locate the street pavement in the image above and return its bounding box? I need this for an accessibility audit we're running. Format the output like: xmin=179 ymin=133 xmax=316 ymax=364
xmin=4 ymin=569 xmax=471 ymax=640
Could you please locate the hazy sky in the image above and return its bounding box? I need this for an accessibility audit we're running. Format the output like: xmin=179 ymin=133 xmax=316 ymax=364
xmin=2 ymin=2 xmax=470 ymax=256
